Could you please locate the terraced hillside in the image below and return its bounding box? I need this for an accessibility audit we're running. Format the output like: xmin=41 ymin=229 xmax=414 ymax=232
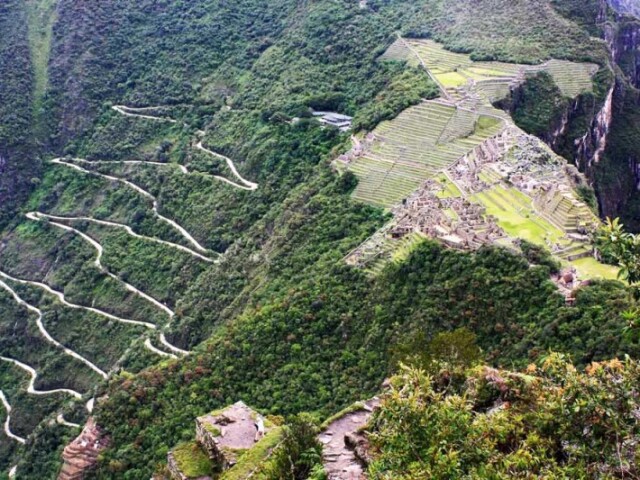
xmin=343 ymin=37 xmax=609 ymax=279
xmin=384 ymin=38 xmax=598 ymax=99
xmin=341 ymin=102 xmax=504 ymax=207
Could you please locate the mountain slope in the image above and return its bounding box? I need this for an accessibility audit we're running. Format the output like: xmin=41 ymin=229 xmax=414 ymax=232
xmin=0 ymin=1 xmax=638 ymax=479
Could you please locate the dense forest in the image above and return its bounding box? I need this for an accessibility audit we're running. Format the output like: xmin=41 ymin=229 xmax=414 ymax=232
xmin=0 ymin=0 xmax=640 ymax=479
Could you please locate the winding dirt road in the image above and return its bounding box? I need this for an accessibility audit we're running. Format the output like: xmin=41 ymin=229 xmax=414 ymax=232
xmin=195 ymin=141 xmax=258 ymax=191
xmin=50 ymin=158 xmax=209 ymax=254
xmin=0 ymin=391 xmax=25 ymax=444
xmin=30 ymin=211 xmax=215 ymax=263
xmin=144 ymin=339 xmax=177 ymax=359
xmin=0 ymin=279 xmax=108 ymax=379
xmin=56 ymin=414 xmax=81 ymax=428
xmin=0 ymin=269 xmax=156 ymax=330
xmin=26 ymin=212 xmax=189 ymax=356
xmin=112 ymin=105 xmax=178 ymax=123
xmin=112 ymin=103 xmax=259 ymax=190
xmin=0 ymin=356 xmax=82 ymax=399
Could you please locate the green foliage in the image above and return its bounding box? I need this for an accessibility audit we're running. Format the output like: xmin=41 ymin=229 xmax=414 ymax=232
xmin=5 ymin=0 xmax=640 ymax=477
xmin=353 ymin=67 xmax=439 ymax=131
xmin=0 ymin=0 xmax=39 ymax=229
xmin=258 ymin=414 xmax=322 ymax=480
xmin=412 ymin=0 xmax=607 ymax=65
xmin=172 ymin=442 xmax=213 ymax=478
xmin=368 ymin=356 xmax=640 ymax=478
xmin=508 ymin=72 xmax=568 ymax=138
xmin=518 ymin=239 xmax=561 ymax=274
xmin=598 ymin=218 xmax=640 ymax=287
xmin=393 ymin=328 xmax=482 ymax=373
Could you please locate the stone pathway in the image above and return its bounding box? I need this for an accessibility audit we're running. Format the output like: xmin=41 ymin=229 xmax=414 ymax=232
xmin=319 ymin=399 xmax=379 ymax=480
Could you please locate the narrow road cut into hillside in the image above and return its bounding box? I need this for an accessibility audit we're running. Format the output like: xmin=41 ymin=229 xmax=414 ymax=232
xmin=0 ymin=279 xmax=108 ymax=379
xmin=0 ymin=356 xmax=82 ymax=399
xmin=0 ymin=268 xmax=157 ymax=330
xmin=0 ymin=391 xmax=25 ymax=444
xmin=30 ymin=211 xmax=216 ymax=263
xmin=50 ymin=158 xmax=210 ymax=255
xmin=26 ymin=213 xmax=190 ymax=356
xmin=0 ymin=267 xmax=176 ymax=361
xmin=112 ymin=104 xmax=259 ymax=190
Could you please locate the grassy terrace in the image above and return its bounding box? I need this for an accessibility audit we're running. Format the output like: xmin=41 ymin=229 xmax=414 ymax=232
xmin=350 ymin=36 xmax=608 ymax=278
xmin=543 ymin=59 xmax=599 ymax=98
xmin=471 ymin=186 xmax=565 ymax=246
xmin=386 ymin=38 xmax=597 ymax=100
xmin=348 ymin=102 xmax=504 ymax=207
xmin=355 ymin=38 xmax=599 ymax=209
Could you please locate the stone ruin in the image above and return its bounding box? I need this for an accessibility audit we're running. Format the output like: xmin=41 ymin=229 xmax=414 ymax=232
xmin=57 ymin=417 xmax=110 ymax=480
xmin=391 ymin=179 xmax=506 ymax=250
xmin=552 ymin=267 xmax=593 ymax=305
xmin=196 ymin=401 xmax=266 ymax=469
xmin=167 ymin=401 xmax=272 ymax=480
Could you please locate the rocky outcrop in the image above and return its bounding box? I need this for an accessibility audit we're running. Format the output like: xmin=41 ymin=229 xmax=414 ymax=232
xmin=57 ymin=418 xmax=110 ymax=480
xmin=525 ymin=2 xmax=640 ymax=229
xmin=195 ymin=401 xmax=266 ymax=470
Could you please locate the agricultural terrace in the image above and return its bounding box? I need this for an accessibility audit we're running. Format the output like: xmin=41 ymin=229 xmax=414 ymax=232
xmin=342 ymin=38 xmax=609 ymax=279
xmin=342 ymin=102 xmax=504 ymax=207
xmin=383 ymin=38 xmax=598 ymax=100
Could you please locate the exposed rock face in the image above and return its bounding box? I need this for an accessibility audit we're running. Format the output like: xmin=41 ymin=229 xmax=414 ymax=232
xmin=532 ymin=2 xmax=640 ymax=228
xmin=609 ymin=0 xmax=640 ymax=18
xmin=57 ymin=418 xmax=110 ymax=480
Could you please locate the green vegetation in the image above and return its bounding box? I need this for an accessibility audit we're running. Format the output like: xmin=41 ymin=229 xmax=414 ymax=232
xmin=597 ymin=218 xmax=640 ymax=288
xmin=255 ymin=415 xmax=321 ymax=480
xmin=25 ymin=0 xmax=56 ymax=123
xmin=369 ymin=355 xmax=640 ymax=478
xmin=0 ymin=0 xmax=39 ymax=230
xmin=172 ymin=442 xmax=213 ymax=479
xmin=223 ymin=426 xmax=284 ymax=480
xmin=510 ymin=72 xmax=568 ymax=138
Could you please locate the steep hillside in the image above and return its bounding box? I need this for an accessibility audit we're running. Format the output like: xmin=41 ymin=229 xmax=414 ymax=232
xmin=0 ymin=1 xmax=40 ymax=230
xmin=0 ymin=1 xmax=639 ymax=479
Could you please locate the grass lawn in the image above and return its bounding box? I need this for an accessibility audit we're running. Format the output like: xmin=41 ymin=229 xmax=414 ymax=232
xmin=436 ymin=72 xmax=468 ymax=88
xmin=436 ymin=175 xmax=462 ymax=198
xmin=570 ymin=257 xmax=620 ymax=281
xmin=473 ymin=189 xmax=564 ymax=245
